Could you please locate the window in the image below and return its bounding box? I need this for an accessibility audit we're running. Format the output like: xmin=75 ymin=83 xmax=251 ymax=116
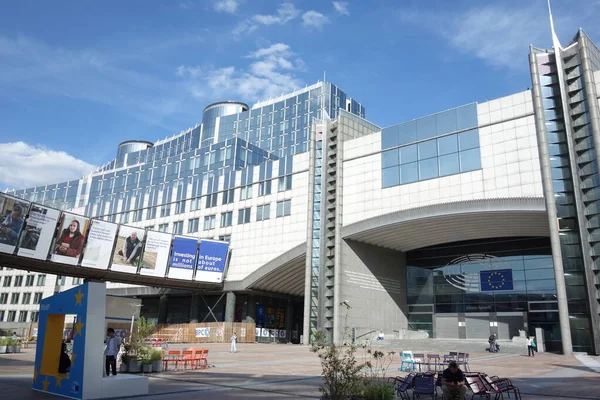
xmin=3 ymin=276 xmax=12 ymax=287
xmin=14 ymin=276 xmax=23 ymax=287
xmin=172 ymin=221 xmax=184 ymax=234
xmin=72 ymin=277 xmax=82 ymax=285
xmin=239 ymin=185 xmax=252 ymax=200
xmin=203 ymin=215 xmax=216 ymax=231
xmin=25 ymin=275 xmax=35 ymax=286
xmin=22 ymin=293 xmax=31 ymax=304
xmin=240 ymin=167 xmax=254 ymax=200
xmin=0 ymin=311 xmax=4 ymax=322
xmin=0 ymin=293 xmax=7 ymax=304
xmin=18 ymin=311 xmax=27 ymax=322
xmin=156 ymin=223 xmax=168 ymax=232
xmin=34 ymin=292 xmax=43 ymax=304
xmin=7 ymin=310 xmax=16 ymax=322
xmin=188 ymin=218 xmax=199 ymax=234
xmin=258 ymin=162 xmax=273 ymax=196
xmin=276 ymin=200 xmax=291 ymax=217
xmin=218 ymin=234 xmax=231 ymax=242
xmin=256 ymin=204 xmax=271 ymax=221
xmin=238 ymin=208 xmax=251 ymax=224
xmin=37 ymin=275 xmax=46 ymax=286
xmin=10 ymin=293 xmax=19 ymax=304
xmin=220 ymin=211 xmax=233 ymax=228
xmin=56 ymin=276 xmax=66 ymax=286
xmin=30 ymin=311 xmax=39 ymax=323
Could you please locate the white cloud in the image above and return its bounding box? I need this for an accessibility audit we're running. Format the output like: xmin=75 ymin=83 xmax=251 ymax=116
xmin=333 ymin=1 xmax=349 ymax=16
xmin=302 ymin=11 xmax=330 ymax=29
xmin=253 ymin=2 xmax=299 ymax=25
xmin=176 ymin=43 xmax=304 ymax=102
xmin=0 ymin=142 xmax=96 ymax=189
xmin=214 ymin=0 xmax=240 ymax=14
xmin=234 ymin=2 xmax=299 ymax=36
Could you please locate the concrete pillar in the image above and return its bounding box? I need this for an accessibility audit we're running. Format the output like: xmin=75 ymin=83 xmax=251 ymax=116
xmin=189 ymin=293 xmax=200 ymax=323
xmin=535 ymin=327 xmax=545 ymax=354
xmin=285 ymin=301 xmax=294 ymax=342
xmin=245 ymin=296 xmax=256 ymax=323
xmin=158 ymin=295 xmax=168 ymax=324
xmin=224 ymin=292 xmax=236 ymax=323
xmin=529 ymin=52 xmax=573 ymax=356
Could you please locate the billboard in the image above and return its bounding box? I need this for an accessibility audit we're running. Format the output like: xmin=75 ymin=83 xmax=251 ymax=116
xmin=80 ymin=219 xmax=119 ymax=270
xmin=194 ymin=239 xmax=229 ymax=283
xmin=167 ymin=236 xmax=198 ymax=280
xmin=0 ymin=193 xmax=30 ymax=254
xmin=111 ymin=225 xmax=145 ymax=274
xmin=139 ymin=230 xmax=171 ymax=278
xmin=50 ymin=212 xmax=90 ymax=265
xmin=17 ymin=204 xmax=60 ymax=260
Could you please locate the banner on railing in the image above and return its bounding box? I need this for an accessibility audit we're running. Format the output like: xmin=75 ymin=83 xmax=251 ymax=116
xmin=17 ymin=204 xmax=60 ymax=260
xmin=50 ymin=212 xmax=90 ymax=265
xmin=0 ymin=193 xmax=30 ymax=255
xmin=80 ymin=219 xmax=119 ymax=270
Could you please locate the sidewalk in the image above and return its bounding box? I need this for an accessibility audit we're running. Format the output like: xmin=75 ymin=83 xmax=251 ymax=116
xmin=0 ymin=343 xmax=598 ymax=399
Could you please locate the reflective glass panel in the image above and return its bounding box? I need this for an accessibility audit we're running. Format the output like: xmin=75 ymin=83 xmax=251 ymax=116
xmin=437 ymin=134 xmax=458 ymax=155
xmin=416 ymin=115 xmax=437 ymax=140
xmin=458 ymin=129 xmax=479 ymax=151
xmin=418 ymin=158 xmax=439 ymax=180
xmin=398 ymin=121 xmax=417 ymax=145
xmin=400 ymin=162 xmax=418 ymax=184
xmin=382 ymin=166 xmax=400 ymax=188
xmin=382 ymin=149 xmax=400 ymax=168
xmin=459 ymin=148 xmax=481 ymax=172
xmin=400 ymin=144 xmax=418 ymax=164
xmin=435 ymin=110 xmax=458 ymax=135
xmin=438 ymin=153 xmax=460 ymax=176
xmin=381 ymin=126 xmax=399 ymax=149
xmin=418 ymin=139 xmax=437 ymax=160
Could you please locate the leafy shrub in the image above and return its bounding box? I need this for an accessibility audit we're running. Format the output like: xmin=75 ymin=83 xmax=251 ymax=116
xmin=150 ymin=349 xmax=162 ymax=361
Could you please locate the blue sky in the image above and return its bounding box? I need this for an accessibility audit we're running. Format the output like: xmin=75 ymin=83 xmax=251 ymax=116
xmin=1 ymin=0 xmax=599 ymax=190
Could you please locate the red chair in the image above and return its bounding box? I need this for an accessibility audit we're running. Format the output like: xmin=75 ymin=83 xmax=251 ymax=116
xmin=181 ymin=350 xmax=194 ymax=370
xmin=163 ymin=350 xmax=181 ymax=371
xmin=198 ymin=349 xmax=208 ymax=369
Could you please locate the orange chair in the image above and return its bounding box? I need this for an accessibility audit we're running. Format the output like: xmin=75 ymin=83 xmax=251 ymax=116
xmin=163 ymin=350 xmax=182 ymax=371
xmin=198 ymin=349 xmax=209 ymax=369
xmin=181 ymin=350 xmax=195 ymax=370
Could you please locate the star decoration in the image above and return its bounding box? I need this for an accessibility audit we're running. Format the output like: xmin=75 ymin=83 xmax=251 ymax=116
xmin=33 ymin=370 xmax=39 ymax=383
xmin=75 ymin=320 xmax=85 ymax=336
xmin=54 ymin=374 xmax=66 ymax=388
xmin=42 ymin=377 xmax=51 ymax=391
xmin=74 ymin=289 xmax=84 ymax=305
xmin=487 ymin=271 xmax=506 ymax=289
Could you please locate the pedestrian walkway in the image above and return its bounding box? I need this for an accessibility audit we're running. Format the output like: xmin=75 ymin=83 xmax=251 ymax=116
xmin=0 ymin=342 xmax=598 ymax=399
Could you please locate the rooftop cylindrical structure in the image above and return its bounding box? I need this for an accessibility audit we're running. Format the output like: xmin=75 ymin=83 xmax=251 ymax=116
xmin=201 ymin=101 xmax=248 ymax=147
xmin=116 ymin=140 xmax=153 ymax=168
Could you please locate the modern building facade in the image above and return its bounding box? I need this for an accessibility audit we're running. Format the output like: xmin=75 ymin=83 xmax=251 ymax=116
xmin=1 ymin=29 xmax=599 ymax=354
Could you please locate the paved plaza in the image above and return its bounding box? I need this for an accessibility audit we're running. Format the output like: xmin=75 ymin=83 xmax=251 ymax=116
xmin=0 ymin=342 xmax=598 ymax=399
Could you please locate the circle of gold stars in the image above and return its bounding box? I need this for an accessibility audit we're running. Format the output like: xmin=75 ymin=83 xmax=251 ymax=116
xmin=487 ymin=271 xmax=506 ymax=289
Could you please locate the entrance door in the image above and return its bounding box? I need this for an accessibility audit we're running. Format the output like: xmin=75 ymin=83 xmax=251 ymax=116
xmin=465 ymin=313 xmax=490 ymax=339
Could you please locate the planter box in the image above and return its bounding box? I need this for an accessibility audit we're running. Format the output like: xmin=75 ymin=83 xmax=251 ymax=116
xmin=15 ymin=346 xmax=21 ymax=353
xmin=119 ymin=363 xmax=129 ymax=373
xmin=142 ymin=363 xmax=152 ymax=373
xmin=6 ymin=346 xmax=15 ymax=353
xmin=151 ymin=360 xmax=163 ymax=373
xmin=0 ymin=346 xmax=6 ymax=353
xmin=128 ymin=359 xmax=142 ymax=373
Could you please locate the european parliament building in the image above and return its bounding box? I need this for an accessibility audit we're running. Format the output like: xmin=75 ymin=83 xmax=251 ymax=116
xmin=1 ymin=29 xmax=600 ymax=355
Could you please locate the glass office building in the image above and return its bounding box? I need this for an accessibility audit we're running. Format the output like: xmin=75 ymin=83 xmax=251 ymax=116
xmin=2 ymin=29 xmax=600 ymax=355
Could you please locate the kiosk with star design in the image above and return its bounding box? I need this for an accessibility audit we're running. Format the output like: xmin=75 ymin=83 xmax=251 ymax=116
xmin=32 ymin=282 xmax=148 ymax=399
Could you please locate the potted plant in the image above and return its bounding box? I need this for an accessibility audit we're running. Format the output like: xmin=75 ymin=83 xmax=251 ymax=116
xmin=141 ymin=358 xmax=152 ymax=373
xmin=150 ymin=349 xmax=163 ymax=373
xmin=6 ymin=338 xmax=16 ymax=354
xmin=15 ymin=339 xmax=21 ymax=353
xmin=0 ymin=337 xmax=7 ymax=353
xmin=120 ymin=353 xmax=130 ymax=373
xmin=128 ymin=356 xmax=142 ymax=373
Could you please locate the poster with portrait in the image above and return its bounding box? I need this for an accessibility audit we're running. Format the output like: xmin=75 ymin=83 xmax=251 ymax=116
xmin=167 ymin=235 xmax=198 ymax=280
xmin=80 ymin=219 xmax=119 ymax=270
xmin=50 ymin=212 xmax=90 ymax=265
xmin=17 ymin=204 xmax=60 ymax=260
xmin=0 ymin=193 xmax=30 ymax=255
xmin=139 ymin=230 xmax=172 ymax=278
xmin=110 ymin=225 xmax=145 ymax=274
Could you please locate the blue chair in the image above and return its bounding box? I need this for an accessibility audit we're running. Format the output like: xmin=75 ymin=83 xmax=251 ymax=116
xmin=388 ymin=373 xmax=415 ymax=400
xmin=412 ymin=374 xmax=436 ymax=399
xmin=399 ymin=351 xmax=415 ymax=372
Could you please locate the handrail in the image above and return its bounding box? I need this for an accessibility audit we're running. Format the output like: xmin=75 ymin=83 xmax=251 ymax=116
xmin=355 ymin=330 xmax=376 ymax=341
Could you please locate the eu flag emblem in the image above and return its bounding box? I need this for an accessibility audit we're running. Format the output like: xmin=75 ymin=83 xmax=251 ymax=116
xmin=480 ymin=269 xmax=513 ymax=291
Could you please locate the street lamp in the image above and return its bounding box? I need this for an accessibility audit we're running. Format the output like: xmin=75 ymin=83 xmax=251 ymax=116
xmin=128 ymin=303 xmax=143 ymax=342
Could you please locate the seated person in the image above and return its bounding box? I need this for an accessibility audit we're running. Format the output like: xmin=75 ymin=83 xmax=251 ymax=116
xmin=1 ymin=204 xmax=24 ymax=245
xmin=442 ymin=361 xmax=467 ymax=400
xmin=117 ymin=231 xmax=142 ymax=265
xmin=58 ymin=343 xmax=71 ymax=374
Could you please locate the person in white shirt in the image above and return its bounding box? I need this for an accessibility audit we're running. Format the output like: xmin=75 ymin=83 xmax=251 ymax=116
xmin=230 ymin=332 xmax=237 ymax=353
xmin=104 ymin=328 xmax=121 ymax=376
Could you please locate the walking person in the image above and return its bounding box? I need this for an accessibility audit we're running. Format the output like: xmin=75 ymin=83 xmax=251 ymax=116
xmin=230 ymin=332 xmax=237 ymax=353
xmin=104 ymin=328 xmax=121 ymax=376
xmin=527 ymin=336 xmax=536 ymax=357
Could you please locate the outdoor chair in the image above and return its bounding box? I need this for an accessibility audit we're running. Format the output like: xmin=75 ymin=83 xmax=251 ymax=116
xmin=427 ymin=353 xmax=441 ymax=372
xmin=465 ymin=372 xmax=519 ymax=400
xmin=481 ymin=373 xmax=521 ymax=399
xmin=413 ymin=353 xmax=426 ymax=371
xmin=163 ymin=350 xmax=181 ymax=371
xmin=197 ymin=348 xmax=209 ymax=369
xmin=399 ymin=351 xmax=415 ymax=372
xmin=412 ymin=374 xmax=437 ymax=399
xmin=457 ymin=352 xmax=470 ymax=372
xmin=388 ymin=373 xmax=415 ymax=400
